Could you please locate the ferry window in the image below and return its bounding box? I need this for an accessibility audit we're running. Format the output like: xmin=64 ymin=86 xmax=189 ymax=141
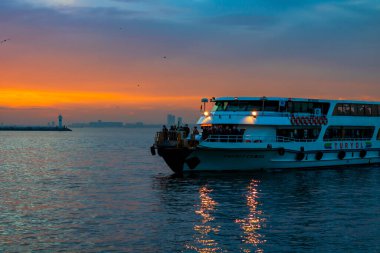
xmin=214 ymin=101 xmax=228 ymax=111
xmin=294 ymin=102 xmax=301 ymax=113
xmin=342 ymin=104 xmax=351 ymax=115
xmin=350 ymin=104 xmax=358 ymax=115
xmin=246 ymin=101 xmax=262 ymax=111
xmin=334 ymin=103 xmax=380 ymax=116
xmin=237 ymin=101 xmax=248 ymax=111
xmin=287 ymin=101 xmax=293 ymax=112
xmin=377 ymin=129 xmax=380 ymax=140
xmin=288 ymin=101 xmax=329 ymax=114
xmin=301 ymin=103 xmax=308 ymax=113
xmin=365 ymin=105 xmax=372 ymax=116
xmin=324 ymin=126 xmax=375 ymax=140
xmin=264 ymin=100 xmax=279 ymax=112
xmin=333 ymin=103 xmax=343 ymax=115
xmin=372 ymin=105 xmax=379 ymax=116
xmin=308 ymin=103 xmax=313 ymax=112
xmin=276 ymin=127 xmax=321 ymax=141
xmin=358 ymin=104 xmax=365 ymax=116
xmin=225 ymin=101 xmax=240 ymax=111
xmin=372 ymin=105 xmax=379 ymax=117
xmin=320 ymin=102 xmax=330 ymax=115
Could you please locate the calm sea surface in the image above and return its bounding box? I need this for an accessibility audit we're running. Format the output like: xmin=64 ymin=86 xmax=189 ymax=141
xmin=0 ymin=128 xmax=379 ymax=252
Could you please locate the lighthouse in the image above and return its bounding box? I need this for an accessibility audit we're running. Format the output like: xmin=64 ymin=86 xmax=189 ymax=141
xmin=58 ymin=114 xmax=63 ymax=129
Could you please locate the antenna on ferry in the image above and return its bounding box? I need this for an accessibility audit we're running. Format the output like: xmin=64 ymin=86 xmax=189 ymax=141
xmin=201 ymin=98 xmax=208 ymax=112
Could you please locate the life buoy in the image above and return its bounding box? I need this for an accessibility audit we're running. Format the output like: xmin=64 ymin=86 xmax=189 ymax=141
xmin=290 ymin=116 xmax=296 ymax=125
xmin=359 ymin=150 xmax=367 ymax=158
xmin=338 ymin=150 xmax=346 ymax=160
xmin=315 ymin=151 xmax=323 ymax=160
xmin=278 ymin=147 xmax=285 ymax=156
xmin=300 ymin=117 xmax=305 ymax=125
xmin=295 ymin=117 xmax=301 ymax=125
xmin=296 ymin=152 xmax=305 ymax=161
xmin=303 ymin=117 xmax=308 ymax=125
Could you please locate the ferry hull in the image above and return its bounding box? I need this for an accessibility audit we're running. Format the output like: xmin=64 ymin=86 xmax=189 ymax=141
xmin=182 ymin=148 xmax=380 ymax=172
xmin=156 ymin=146 xmax=193 ymax=173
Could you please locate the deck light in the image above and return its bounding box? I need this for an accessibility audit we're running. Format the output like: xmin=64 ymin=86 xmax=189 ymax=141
xmin=252 ymin=111 xmax=257 ymax=118
xmin=204 ymin=111 xmax=210 ymax=117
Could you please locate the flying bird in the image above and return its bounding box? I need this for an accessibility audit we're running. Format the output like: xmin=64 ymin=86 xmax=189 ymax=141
xmin=162 ymin=56 xmax=167 ymax=59
xmin=0 ymin=39 xmax=10 ymax=44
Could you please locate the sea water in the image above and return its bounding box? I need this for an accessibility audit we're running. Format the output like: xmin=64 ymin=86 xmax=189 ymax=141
xmin=0 ymin=128 xmax=379 ymax=252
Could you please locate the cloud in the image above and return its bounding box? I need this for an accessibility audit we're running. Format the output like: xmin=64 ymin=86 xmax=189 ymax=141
xmin=207 ymin=14 xmax=277 ymax=30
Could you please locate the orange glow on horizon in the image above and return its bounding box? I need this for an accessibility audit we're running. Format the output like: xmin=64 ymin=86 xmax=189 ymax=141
xmin=0 ymin=89 xmax=200 ymax=108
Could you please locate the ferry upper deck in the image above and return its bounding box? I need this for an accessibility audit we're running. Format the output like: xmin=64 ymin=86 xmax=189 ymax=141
xmin=210 ymin=96 xmax=380 ymax=115
xmin=198 ymin=97 xmax=380 ymax=125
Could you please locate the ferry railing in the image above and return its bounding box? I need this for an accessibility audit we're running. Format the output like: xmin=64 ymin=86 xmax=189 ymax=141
xmin=155 ymin=131 xmax=188 ymax=144
xmin=155 ymin=131 xmax=200 ymax=148
xmin=210 ymin=111 xmax=327 ymax=118
xmin=203 ymin=135 xmax=318 ymax=143
xmin=203 ymin=135 xmax=244 ymax=143
xmin=323 ymin=137 xmax=372 ymax=142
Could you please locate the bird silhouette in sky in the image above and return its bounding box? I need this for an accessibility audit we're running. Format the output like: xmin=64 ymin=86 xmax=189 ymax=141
xmin=163 ymin=56 xmax=167 ymax=59
xmin=1 ymin=39 xmax=10 ymax=44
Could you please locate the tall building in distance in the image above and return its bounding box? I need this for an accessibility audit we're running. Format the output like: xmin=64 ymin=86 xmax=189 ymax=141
xmin=167 ymin=114 xmax=176 ymax=126
xmin=177 ymin=117 xmax=183 ymax=126
xmin=58 ymin=114 xmax=63 ymax=128
xmin=166 ymin=114 xmax=184 ymax=126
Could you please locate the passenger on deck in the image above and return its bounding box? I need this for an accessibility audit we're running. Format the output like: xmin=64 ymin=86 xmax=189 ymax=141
xmin=201 ymin=127 xmax=211 ymax=140
xmin=162 ymin=125 xmax=168 ymax=141
xmin=193 ymin=126 xmax=199 ymax=135
xmin=184 ymin=124 xmax=190 ymax=137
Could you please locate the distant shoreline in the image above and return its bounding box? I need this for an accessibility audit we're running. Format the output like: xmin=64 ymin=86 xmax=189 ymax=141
xmin=0 ymin=126 xmax=72 ymax=131
xmin=68 ymin=125 xmax=161 ymax=129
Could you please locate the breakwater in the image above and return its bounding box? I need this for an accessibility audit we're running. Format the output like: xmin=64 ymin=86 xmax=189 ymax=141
xmin=0 ymin=126 xmax=72 ymax=131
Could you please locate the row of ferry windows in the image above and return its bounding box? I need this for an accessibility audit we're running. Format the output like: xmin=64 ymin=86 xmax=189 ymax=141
xmin=276 ymin=126 xmax=379 ymax=140
xmin=333 ymin=103 xmax=380 ymax=116
xmin=212 ymin=100 xmax=330 ymax=114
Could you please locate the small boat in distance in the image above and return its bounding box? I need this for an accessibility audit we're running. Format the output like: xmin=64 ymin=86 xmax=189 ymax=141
xmin=151 ymin=96 xmax=380 ymax=173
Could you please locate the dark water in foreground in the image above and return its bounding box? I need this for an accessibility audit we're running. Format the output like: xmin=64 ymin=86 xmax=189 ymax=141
xmin=0 ymin=128 xmax=379 ymax=252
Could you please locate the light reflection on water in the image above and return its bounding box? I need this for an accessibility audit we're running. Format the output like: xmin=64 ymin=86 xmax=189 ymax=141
xmin=235 ymin=180 xmax=266 ymax=253
xmin=184 ymin=180 xmax=267 ymax=253
xmin=186 ymin=186 xmax=221 ymax=253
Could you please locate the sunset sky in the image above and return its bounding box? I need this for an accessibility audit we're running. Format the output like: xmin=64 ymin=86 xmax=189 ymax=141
xmin=1 ymin=0 xmax=380 ymax=125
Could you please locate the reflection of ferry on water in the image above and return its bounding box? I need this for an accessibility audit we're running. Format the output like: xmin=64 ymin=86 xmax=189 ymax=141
xmin=151 ymin=96 xmax=380 ymax=173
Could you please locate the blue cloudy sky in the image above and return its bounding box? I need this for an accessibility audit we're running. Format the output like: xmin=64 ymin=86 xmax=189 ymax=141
xmin=1 ymin=0 xmax=380 ymax=124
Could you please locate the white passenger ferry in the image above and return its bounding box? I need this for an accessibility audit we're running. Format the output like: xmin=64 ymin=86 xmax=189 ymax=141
xmin=151 ymin=97 xmax=380 ymax=173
